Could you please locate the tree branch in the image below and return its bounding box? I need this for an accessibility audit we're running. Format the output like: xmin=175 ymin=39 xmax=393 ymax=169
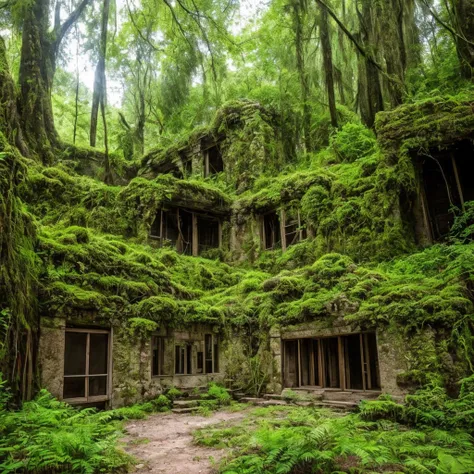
xmin=314 ymin=0 xmax=385 ymax=74
xmin=419 ymin=0 xmax=474 ymax=47
xmin=55 ymin=0 xmax=93 ymax=48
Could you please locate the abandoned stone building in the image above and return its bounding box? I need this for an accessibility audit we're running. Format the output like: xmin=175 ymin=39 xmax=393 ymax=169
xmin=39 ymin=98 xmax=474 ymax=407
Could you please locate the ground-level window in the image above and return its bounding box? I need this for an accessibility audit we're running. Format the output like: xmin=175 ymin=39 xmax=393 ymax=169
xmin=262 ymin=212 xmax=281 ymax=250
xmin=175 ymin=344 xmax=192 ymax=375
xmin=205 ymin=334 xmax=219 ymax=374
xmin=283 ymin=333 xmax=380 ymax=391
xmin=63 ymin=329 xmax=110 ymax=402
xmin=197 ymin=216 xmax=220 ymax=254
xmin=152 ymin=336 xmax=166 ymax=376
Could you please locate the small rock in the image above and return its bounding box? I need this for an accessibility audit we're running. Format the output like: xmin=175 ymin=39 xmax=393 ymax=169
xmin=136 ymin=464 xmax=145 ymax=470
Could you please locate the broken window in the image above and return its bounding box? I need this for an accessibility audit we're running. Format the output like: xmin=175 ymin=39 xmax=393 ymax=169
xmin=282 ymin=209 xmax=307 ymax=250
xmin=204 ymin=334 xmax=219 ymax=373
xmin=420 ymin=141 xmax=474 ymax=241
xmin=204 ymin=145 xmax=224 ymax=177
xmin=152 ymin=336 xmax=165 ymax=376
xmin=175 ymin=344 xmax=192 ymax=375
xmin=197 ymin=216 xmax=220 ymax=254
xmin=283 ymin=333 xmax=380 ymax=392
xmin=149 ymin=208 xmax=193 ymax=255
xmin=63 ymin=329 xmax=110 ymax=402
xmin=262 ymin=212 xmax=281 ymax=250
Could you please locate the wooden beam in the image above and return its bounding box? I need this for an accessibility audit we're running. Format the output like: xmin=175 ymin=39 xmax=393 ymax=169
xmin=451 ymin=154 xmax=465 ymax=212
xmin=280 ymin=209 xmax=287 ymax=252
xmin=360 ymin=334 xmax=367 ymax=392
xmin=85 ymin=333 xmax=90 ymax=401
xmin=364 ymin=334 xmax=372 ymax=390
xmin=338 ymin=337 xmax=345 ymax=391
xmin=297 ymin=339 xmax=302 ymax=387
xmin=192 ymin=213 xmax=199 ymax=256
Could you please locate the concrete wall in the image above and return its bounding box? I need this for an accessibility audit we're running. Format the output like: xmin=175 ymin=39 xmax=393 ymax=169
xmin=39 ymin=317 xmax=66 ymax=400
xmin=39 ymin=319 xmax=226 ymax=408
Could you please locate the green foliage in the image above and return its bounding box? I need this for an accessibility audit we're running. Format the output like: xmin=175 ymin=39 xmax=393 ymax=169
xmin=0 ymin=390 xmax=132 ymax=473
xmin=194 ymin=405 xmax=474 ymax=474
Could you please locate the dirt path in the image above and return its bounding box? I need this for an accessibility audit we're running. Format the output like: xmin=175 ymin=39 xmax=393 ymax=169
xmin=123 ymin=410 xmax=248 ymax=474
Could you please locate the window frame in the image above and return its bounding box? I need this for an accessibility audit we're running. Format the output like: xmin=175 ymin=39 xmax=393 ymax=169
xmin=63 ymin=328 xmax=111 ymax=404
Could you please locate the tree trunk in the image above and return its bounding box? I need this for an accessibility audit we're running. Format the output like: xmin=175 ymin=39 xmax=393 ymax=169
xmin=90 ymin=0 xmax=111 ymax=147
xmin=452 ymin=0 xmax=474 ymax=79
xmin=320 ymin=5 xmax=338 ymax=127
xmin=293 ymin=0 xmax=312 ymax=152
xmin=357 ymin=0 xmax=384 ymax=128
xmin=18 ymin=0 xmax=58 ymax=164
xmin=17 ymin=0 xmax=92 ymax=162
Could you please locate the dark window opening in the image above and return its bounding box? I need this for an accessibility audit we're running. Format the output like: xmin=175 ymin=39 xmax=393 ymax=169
xmin=204 ymin=334 xmax=219 ymax=373
xmin=63 ymin=330 xmax=109 ymax=401
xmin=197 ymin=352 xmax=204 ymax=373
xmin=175 ymin=344 xmax=192 ymax=375
xmin=420 ymin=141 xmax=474 ymax=241
xmin=152 ymin=336 xmax=165 ymax=376
xmin=262 ymin=212 xmax=281 ymax=250
xmin=344 ymin=335 xmax=363 ymax=390
xmin=197 ymin=216 xmax=220 ymax=254
xmin=300 ymin=339 xmax=320 ymax=386
xmin=283 ymin=333 xmax=380 ymax=392
xmin=204 ymin=146 xmax=224 ymax=176
xmin=150 ymin=209 xmax=193 ymax=255
xmin=322 ymin=338 xmax=340 ymax=389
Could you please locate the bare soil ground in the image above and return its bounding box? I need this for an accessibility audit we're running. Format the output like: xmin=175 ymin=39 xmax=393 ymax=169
xmin=122 ymin=409 xmax=248 ymax=473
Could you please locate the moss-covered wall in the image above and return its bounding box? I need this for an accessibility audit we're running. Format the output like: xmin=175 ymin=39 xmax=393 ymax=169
xmin=30 ymin=94 xmax=474 ymax=403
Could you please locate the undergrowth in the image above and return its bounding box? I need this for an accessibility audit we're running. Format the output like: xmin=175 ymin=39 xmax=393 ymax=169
xmin=0 ymin=384 xmax=174 ymax=473
xmin=194 ymin=403 xmax=474 ymax=473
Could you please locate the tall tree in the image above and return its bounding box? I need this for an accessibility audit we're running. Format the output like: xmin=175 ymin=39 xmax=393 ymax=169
xmin=450 ymin=0 xmax=474 ymax=79
xmin=291 ymin=0 xmax=312 ymax=151
xmin=90 ymin=0 xmax=111 ymax=147
xmin=319 ymin=2 xmax=338 ymax=127
xmin=17 ymin=0 xmax=92 ymax=163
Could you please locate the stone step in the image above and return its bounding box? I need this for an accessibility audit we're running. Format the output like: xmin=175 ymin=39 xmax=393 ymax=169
xmin=171 ymin=407 xmax=199 ymax=414
xmin=173 ymin=400 xmax=199 ymax=408
xmin=263 ymin=393 xmax=285 ymax=400
xmin=323 ymin=391 xmax=381 ymax=403
xmin=240 ymin=397 xmax=288 ymax=406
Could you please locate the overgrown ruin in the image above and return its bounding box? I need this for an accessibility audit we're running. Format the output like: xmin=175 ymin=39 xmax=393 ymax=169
xmin=24 ymin=97 xmax=472 ymax=409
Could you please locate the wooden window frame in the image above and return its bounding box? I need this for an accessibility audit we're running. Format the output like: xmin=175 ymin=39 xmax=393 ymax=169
xmin=281 ymin=332 xmax=380 ymax=393
xmin=281 ymin=209 xmax=307 ymax=252
xmin=63 ymin=328 xmax=112 ymax=404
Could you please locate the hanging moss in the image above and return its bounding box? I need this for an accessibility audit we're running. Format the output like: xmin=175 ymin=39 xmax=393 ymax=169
xmin=0 ymin=137 xmax=38 ymax=399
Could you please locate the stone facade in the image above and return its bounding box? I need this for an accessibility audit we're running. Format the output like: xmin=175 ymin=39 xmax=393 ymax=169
xmin=39 ymin=317 xmax=225 ymax=408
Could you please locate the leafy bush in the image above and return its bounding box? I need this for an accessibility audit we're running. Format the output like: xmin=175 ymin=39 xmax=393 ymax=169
xmin=0 ymin=390 xmax=132 ymax=473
